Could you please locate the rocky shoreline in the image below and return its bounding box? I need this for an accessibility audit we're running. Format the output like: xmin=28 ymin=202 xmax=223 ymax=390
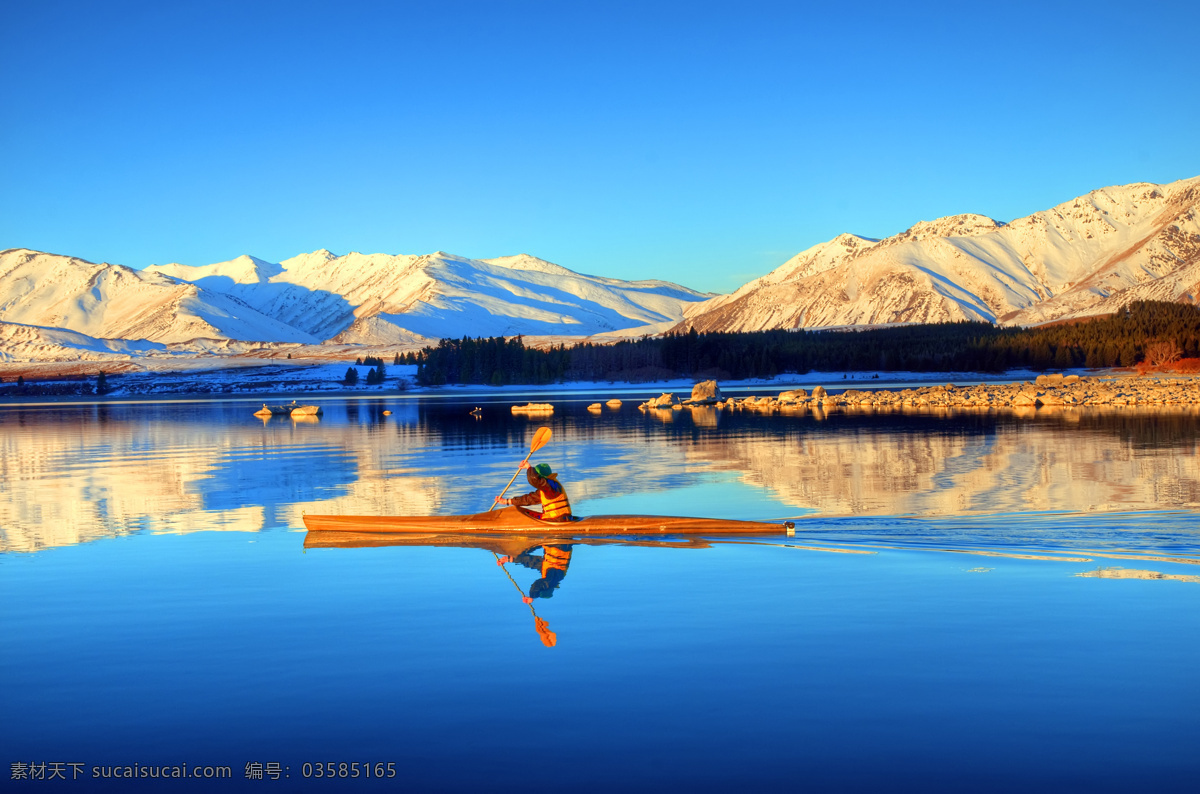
xmin=640 ymin=375 xmax=1200 ymax=413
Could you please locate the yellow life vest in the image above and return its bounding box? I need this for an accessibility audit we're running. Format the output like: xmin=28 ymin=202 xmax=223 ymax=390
xmin=538 ymin=476 xmax=572 ymax=521
xmin=542 ymin=546 xmax=573 ymax=577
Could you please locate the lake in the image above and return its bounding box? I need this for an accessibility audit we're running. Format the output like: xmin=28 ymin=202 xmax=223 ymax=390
xmin=2 ymin=392 xmax=1198 ymax=791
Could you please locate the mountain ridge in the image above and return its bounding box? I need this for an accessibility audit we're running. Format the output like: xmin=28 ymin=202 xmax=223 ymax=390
xmin=676 ymin=175 xmax=1200 ymax=333
xmin=3 ymin=175 xmax=1198 ymax=362
xmin=0 ymin=247 xmax=711 ymax=355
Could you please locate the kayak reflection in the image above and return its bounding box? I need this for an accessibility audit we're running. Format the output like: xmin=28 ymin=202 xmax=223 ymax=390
xmin=303 ymin=531 xmax=716 ymax=647
xmin=499 ymin=544 xmax=573 ymax=600
xmin=302 ymin=530 xmax=716 ymax=554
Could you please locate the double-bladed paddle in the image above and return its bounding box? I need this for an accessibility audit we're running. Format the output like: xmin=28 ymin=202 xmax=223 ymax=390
xmin=490 ymin=425 xmax=557 ymax=646
xmin=490 ymin=426 xmax=552 ymax=510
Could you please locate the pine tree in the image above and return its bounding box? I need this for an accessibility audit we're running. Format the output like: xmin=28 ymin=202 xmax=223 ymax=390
xmin=344 ymin=367 xmax=359 ymax=385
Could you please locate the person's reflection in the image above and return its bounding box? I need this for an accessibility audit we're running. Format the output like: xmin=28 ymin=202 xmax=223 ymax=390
xmin=499 ymin=544 xmax=574 ymax=602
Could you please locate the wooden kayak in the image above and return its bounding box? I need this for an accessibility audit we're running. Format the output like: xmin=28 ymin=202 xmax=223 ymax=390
xmin=302 ymin=531 xmax=719 ymax=555
xmin=302 ymin=506 xmax=794 ymax=535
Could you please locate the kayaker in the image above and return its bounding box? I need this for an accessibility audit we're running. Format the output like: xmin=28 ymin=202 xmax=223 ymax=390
xmin=498 ymin=544 xmax=574 ymax=599
xmin=494 ymin=461 xmax=572 ymax=522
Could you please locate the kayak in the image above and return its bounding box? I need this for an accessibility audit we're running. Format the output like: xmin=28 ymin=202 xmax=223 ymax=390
xmin=302 ymin=531 xmax=720 ymax=555
xmin=301 ymin=506 xmax=794 ymax=535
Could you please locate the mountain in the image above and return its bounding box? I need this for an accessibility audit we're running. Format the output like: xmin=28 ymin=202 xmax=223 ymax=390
xmin=0 ymin=248 xmax=711 ymax=355
xmin=0 ymin=321 xmax=167 ymax=362
xmin=0 ymin=249 xmax=317 ymax=345
xmin=5 ymin=176 xmax=1197 ymax=362
xmin=678 ymin=176 xmax=1200 ymax=332
xmin=147 ymin=249 xmax=711 ymax=344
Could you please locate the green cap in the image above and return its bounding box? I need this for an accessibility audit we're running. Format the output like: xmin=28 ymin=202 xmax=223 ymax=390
xmin=533 ymin=463 xmax=553 ymax=477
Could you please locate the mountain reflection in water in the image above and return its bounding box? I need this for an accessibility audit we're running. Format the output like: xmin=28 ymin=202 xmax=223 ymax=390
xmin=4 ymin=395 xmax=1199 ymax=792
xmin=1 ymin=398 xmax=1198 ymax=553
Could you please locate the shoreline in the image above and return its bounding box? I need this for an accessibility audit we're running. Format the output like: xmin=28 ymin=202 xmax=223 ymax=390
xmin=641 ymin=373 xmax=1200 ymax=412
xmin=0 ymin=362 xmax=1196 ymax=409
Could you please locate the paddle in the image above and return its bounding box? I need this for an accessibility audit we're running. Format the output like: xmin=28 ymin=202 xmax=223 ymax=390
xmin=493 ymin=554 xmax=558 ymax=647
xmin=490 ymin=426 xmax=557 ymax=646
xmin=490 ymin=426 xmax=552 ymax=511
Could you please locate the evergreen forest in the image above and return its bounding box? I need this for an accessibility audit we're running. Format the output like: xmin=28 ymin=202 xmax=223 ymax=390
xmin=405 ymin=301 xmax=1200 ymax=386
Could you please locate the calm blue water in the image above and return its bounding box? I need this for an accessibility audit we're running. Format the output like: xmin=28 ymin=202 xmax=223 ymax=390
xmin=2 ymin=395 xmax=1199 ymax=791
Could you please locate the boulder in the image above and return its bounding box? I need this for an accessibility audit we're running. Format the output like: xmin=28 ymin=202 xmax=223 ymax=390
xmin=1035 ymin=373 xmax=1065 ymax=387
xmin=511 ymin=402 xmax=554 ymax=414
xmin=689 ymin=380 xmax=723 ymax=404
xmin=811 ymin=385 xmax=827 ymax=400
xmin=646 ymin=393 xmax=678 ymax=409
xmin=778 ymin=389 xmax=807 ymax=403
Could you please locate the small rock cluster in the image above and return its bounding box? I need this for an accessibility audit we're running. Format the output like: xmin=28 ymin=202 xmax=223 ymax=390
xmin=511 ymin=402 xmax=554 ymax=414
xmin=638 ymin=375 xmax=1200 ymax=413
xmin=638 ymin=380 xmax=724 ymax=411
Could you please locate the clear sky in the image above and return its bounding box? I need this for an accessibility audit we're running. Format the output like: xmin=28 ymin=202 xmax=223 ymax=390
xmin=2 ymin=0 xmax=1197 ymax=294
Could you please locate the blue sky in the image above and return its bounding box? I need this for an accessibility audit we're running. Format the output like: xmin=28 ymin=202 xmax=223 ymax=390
xmin=2 ymin=0 xmax=1196 ymax=294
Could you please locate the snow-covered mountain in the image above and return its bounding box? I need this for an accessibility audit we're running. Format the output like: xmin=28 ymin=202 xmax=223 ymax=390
xmin=0 ymin=248 xmax=711 ymax=352
xmin=149 ymin=249 xmax=711 ymax=344
xmin=679 ymin=176 xmax=1200 ymax=332
xmin=5 ymin=176 xmax=1198 ymax=362
xmin=0 ymin=249 xmax=317 ymax=345
xmin=0 ymin=321 xmax=167 ymax=362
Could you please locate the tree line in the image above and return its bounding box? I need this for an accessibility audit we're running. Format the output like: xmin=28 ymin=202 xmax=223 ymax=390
xmin=408 ymin=301 xmax=1200 ymax=385
xmin=346 ymin=357 xmax=387 ymax=385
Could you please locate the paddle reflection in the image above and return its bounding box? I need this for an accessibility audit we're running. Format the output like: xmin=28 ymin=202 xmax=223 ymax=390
xmin=501 ymin=544 xmax=574 ymax=600
xmin=303 ymin=532 xmax=715 ymax=647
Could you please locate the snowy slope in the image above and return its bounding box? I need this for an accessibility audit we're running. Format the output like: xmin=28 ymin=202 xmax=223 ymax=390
xmin=150 ymin=249 xmax=711 ymax=343
xmin=0 ymin=321 xmax=167 ymax=362
xmin=149 ymin=252 xmax=355 ymax=340
xmin=0 ymin=247 xmax=708 ymax=360
xmin=680 ymin=176 xmax=1200 ymax=331
xmin=0 ymin=249 xmax=318 ymax=344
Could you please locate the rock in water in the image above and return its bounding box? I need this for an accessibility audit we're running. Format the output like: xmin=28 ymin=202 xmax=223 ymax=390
xmin=511 ymin=402 xmax=554 ymax=414
xmin=689 ymin=380 xmax=723 ymax=404
xmin=647 ymin=393 xmax=679 ymax=408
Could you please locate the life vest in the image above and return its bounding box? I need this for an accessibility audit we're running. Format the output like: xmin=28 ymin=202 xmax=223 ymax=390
xmin=538 ymin=476 xmax=572 ymax=521
xmin=542 ymin=546 xmax=573 ymax=577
